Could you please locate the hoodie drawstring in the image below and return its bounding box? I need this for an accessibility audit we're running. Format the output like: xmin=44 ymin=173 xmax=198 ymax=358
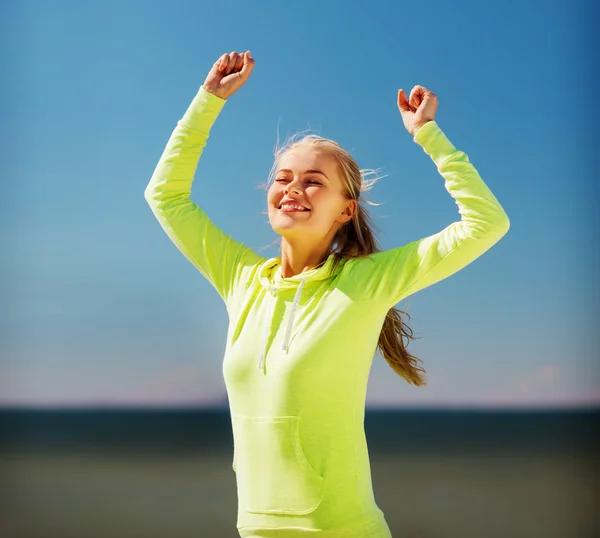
xmin=257 ymin=278 xmax=306 ymax=370
xmin=282 ymin=278 xmax=305 ymax=352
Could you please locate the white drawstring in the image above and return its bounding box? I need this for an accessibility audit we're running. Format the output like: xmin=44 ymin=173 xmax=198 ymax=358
xmin=282 ymin=279 xmax=305 ymax=352
xmin=257 ymin=278 xmax=306 ymax=369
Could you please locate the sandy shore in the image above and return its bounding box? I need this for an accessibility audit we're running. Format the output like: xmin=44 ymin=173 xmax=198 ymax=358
xmin=0 ymin=449 xmax=597 ymax=538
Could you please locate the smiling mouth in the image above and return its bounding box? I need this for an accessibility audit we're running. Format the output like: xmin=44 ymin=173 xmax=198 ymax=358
xmin=278 ymin=205 xmax=311 ymax=212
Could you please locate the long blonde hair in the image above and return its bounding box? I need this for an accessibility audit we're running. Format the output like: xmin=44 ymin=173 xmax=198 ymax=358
xmin=258 ymin=131 xmax=427 ymax=387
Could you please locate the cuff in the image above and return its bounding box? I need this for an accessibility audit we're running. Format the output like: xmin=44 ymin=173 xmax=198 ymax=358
xmin=413 ymin=120 xmax=458 ymax=163
xmin=181 ymin=85 xmax=227 ymax=127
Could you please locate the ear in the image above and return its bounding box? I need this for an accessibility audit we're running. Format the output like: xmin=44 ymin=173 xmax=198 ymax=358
xmin=347 ymin=199 xmax=358 ymax=218
xmin=339 ymin=200 xmax=358 ymax=222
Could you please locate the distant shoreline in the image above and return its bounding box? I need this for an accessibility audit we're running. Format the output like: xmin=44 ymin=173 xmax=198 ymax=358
xmin=1 ymin=407 xmax=597 ymax=456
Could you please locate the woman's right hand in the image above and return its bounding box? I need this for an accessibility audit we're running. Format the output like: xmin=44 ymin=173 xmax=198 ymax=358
xmin=202 ymin=50 xmax=255 ymax=100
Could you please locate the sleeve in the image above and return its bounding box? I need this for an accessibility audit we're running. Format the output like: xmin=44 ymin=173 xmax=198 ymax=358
xmin=144 ymin=86 xmax=263 ymax=308
xmin=344 ymin=120 xmax=510 ymax=310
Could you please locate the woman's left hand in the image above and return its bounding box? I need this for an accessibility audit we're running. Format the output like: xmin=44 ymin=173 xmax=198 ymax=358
xmin=398 ymin=85 xmax=438 ymax=136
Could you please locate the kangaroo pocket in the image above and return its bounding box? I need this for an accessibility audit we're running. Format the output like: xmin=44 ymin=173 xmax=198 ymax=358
xmin=232 ymin=414 xmax=326 ymax=515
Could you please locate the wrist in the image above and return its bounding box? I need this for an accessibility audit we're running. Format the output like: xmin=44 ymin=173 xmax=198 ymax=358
xmin=201 ymin=84 xmax=228 ymax=101
xmin=412 ymin=120 xmax=432 ymax=137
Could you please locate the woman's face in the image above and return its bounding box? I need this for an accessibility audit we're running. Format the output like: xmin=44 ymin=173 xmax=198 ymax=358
xmin=267 ymin=146 xmax=356 ymax=242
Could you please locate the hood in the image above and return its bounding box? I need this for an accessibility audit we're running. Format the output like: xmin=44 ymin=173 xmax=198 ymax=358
xmin=256 ymin=253 xmax=341 ymax=370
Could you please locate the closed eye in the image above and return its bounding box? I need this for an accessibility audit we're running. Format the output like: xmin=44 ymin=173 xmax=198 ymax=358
xmin=275 ymin=179 xmax=322 ymax=185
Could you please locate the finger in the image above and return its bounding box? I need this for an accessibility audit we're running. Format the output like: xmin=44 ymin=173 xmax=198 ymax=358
xmin=232 ymin=53 xmax=245 ymax=73
xmin=218 ymin=53 xmax=229 ymax=72
xmin=409 ymin=85 xmax=426 ymax=108
xmin=416 ymin=87 xmax=437 ymax=112
xmin=225 ymin=51 xmax=240 ymax=74
xmin=409 ymin=86 xmax=424 ymax=110
xmin=397 ymin=89 xmax=411 ymax=113
xmin=240 ymin=51 xmax=255 ymax=78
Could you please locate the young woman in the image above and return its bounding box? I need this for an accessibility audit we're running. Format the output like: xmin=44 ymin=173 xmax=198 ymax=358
xmin=145 ymin=50 xmax=510 ymax=537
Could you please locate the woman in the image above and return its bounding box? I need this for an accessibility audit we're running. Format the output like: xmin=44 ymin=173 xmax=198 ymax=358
xmin=145 ymin=50 xmax=510 ymax=537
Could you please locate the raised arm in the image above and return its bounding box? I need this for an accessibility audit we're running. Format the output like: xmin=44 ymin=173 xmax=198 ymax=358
xmin=144 ymin=51 xmax=260 ymax=307
xmin=344 ymin=86 xmax=510 ymax=309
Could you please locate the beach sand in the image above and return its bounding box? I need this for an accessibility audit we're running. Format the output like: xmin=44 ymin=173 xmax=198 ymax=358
xmin=1 ymin=449 xmax=597 ymax=538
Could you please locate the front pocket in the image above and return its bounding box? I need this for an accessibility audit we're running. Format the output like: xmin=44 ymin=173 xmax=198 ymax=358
xmin=232 ymin=414 xmax=326 ymax=515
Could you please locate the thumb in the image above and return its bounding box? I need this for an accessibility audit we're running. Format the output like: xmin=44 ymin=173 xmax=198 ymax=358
xmin=397 ymin=89 xmax=411 ymax=114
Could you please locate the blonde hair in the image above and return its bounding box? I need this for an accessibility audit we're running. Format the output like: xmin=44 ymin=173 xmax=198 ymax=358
xmin=257 ymin=130 xmax=427 ymax=386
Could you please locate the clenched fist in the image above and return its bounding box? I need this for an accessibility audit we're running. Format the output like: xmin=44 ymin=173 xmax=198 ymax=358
xmin=202 ymin=50 xmax=255 ymax=100
xmin=398 ymin=85 xmax=438 ymax=136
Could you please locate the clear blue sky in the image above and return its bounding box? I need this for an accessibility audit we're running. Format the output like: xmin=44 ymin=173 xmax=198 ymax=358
xmin=2 ymin=0 xmax=597 ymax=408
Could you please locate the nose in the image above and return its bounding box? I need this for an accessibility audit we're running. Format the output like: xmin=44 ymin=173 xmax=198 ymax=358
xmin=284 ymin=179 xmax=302 ymax=196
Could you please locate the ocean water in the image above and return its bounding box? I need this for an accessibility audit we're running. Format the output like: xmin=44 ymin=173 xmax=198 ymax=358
xmin=0 ymin=408 xmax=598 ymax=538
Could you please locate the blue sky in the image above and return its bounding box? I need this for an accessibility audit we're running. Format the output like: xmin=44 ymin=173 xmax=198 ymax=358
xmin=2 ymin=0 xmax=597 ymax=408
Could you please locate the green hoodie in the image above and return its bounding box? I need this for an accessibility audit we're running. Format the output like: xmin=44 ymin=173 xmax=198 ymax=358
xmin=145 ymin=86 xmax=510 ymax=537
